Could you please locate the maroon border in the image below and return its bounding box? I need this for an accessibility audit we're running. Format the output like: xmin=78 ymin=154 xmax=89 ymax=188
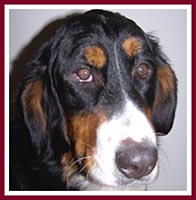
xmin=2 ymin=0 xmax=194 ymax=199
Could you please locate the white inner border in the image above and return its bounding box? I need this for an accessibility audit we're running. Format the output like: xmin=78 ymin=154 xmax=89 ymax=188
xmin=4 ymin=4 xmax=192 ymax=196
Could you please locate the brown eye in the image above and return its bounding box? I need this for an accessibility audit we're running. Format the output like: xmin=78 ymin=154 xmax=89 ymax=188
xmin=137 ymin=63 xmax=148 ymax=78
xmin=77 ymin=68 xmax=93 ymax=82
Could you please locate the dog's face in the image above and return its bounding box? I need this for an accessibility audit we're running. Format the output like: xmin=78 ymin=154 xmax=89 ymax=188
xmin=21 ymin=10 xmax=177 ymax=190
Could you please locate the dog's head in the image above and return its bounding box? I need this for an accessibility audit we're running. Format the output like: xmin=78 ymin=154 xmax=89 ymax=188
xmin=21 ymin=10 xmax=177 ymax=189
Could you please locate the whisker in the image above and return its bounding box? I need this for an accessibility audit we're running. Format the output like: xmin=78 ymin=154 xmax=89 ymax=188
xmin=86 ymin=162 xmax=96 ymax=180
xmin=78 ymin=162 xmax=89 ymax=174
xmin=78 ymin=140 xmax=95 ymax=149
xmin=68 ymin=156 xmax=93 ymax=170
xmin=78 ymin=156 xmax=95 ymax=174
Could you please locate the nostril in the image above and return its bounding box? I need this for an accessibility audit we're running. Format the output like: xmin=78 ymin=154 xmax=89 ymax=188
xmin=115 ymin=140 xmax=157 ymax=179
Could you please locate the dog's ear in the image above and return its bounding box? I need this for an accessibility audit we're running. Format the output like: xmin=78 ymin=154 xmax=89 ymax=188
xmin=21 ymin=40 xmax=69 ymax=156
xmin=152 ymin=64 xmax=177 ymax=136
xmin=144 ymin=34 xmax=177 ymax=136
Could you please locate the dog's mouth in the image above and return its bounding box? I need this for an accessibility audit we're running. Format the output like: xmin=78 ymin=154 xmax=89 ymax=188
xmin=65 ymin=155 xmax=159 ymax=190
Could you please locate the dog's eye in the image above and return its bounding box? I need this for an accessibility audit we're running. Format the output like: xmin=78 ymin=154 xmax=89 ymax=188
xmin=77 ymin=68 xmax=93 ymax=82
xmin=137 ymin=63 xmax=148 ymax=78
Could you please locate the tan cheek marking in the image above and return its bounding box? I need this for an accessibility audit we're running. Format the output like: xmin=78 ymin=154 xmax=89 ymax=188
xmin=84 ymin=46 xmax=106 ymax=69
xmin=22 ymin=80 xmax=46 ymax=131
xmin=69 ymin=112 xmax=107 ymax=171
xmin=123 ymin=37 xmax=142 ymax=57
xmin=145 ymin=107 xmax=152 ymax=122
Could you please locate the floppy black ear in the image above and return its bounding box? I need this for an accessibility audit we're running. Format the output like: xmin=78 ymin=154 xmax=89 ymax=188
xmin=21 ymin=43 xmax=69 ymax=156
xmin=152 ymin=64 xmax=177 ymax=135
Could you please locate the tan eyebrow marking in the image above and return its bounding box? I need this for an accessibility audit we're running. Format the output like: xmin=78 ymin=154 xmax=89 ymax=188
xmin=123 ymin=37 xmax=142 ymax=57
xmin=84 ymin=46 xmax=106 ymax=69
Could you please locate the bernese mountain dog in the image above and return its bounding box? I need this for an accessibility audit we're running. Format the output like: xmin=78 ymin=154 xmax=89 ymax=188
xmin=10 ymin=9 xmax=177 ymax=191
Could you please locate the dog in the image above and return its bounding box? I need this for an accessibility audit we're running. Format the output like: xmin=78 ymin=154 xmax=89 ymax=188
xmin=10 ymin=9 xmax=177 ymax=191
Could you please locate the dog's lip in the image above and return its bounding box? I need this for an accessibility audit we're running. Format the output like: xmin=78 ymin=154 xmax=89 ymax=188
xmin=88 ymin=170 xmax=149 ymax=187
xmin=115 ymin=176 xmax=148 ymax=187
xmin=90 ymin=175 xmax=146 ymax=188
xmin=89 ymin=160 xmax=159 ymax=188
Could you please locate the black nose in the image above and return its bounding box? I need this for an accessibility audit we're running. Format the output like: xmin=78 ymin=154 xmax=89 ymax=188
xmin=116 ymin=139 xmax=157 ymax=179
